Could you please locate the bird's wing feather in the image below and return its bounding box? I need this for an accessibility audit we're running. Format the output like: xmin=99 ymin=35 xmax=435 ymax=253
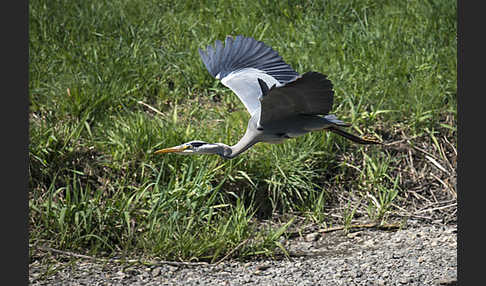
xmin=259 ymin=72 xmax=334 ymax=127
xmin=199 ymin=36 xmax=300 ymax=115
xmin=220 ymin=68 xmax=279 ymax=115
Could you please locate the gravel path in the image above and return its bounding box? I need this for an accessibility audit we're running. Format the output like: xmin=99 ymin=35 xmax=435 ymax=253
xmin=30 ymin=222 xmax=457 ymax=285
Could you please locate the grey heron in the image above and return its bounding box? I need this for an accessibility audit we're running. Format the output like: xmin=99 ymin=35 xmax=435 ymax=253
xmin=155 ymin=35 xmax=380 ymax=159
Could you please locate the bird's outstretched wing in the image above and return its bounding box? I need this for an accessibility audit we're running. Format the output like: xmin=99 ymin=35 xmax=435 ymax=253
xmin=258 ymin=72 xmax=334 ymax=127
xmin=199 ymin=35 xmax=300 ymax=116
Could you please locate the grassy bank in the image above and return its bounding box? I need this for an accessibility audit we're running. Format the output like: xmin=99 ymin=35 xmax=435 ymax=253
xmin=29 ymin=0 xmax=456 ymax=262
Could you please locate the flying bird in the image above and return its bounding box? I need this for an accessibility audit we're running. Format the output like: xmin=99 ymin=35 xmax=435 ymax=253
xmin=155 ymin=35 xmax=380 ymax=159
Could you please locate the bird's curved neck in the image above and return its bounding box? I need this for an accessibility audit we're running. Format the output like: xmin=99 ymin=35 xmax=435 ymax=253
xmin=225 ymin=141 xmax=255 ymax=159
xmin=221 ymin=130 xmax=259 ymax=159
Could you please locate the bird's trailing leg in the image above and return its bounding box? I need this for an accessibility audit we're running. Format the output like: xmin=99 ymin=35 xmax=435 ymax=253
xmin=327 ymin=125 xmax=381 ymax=145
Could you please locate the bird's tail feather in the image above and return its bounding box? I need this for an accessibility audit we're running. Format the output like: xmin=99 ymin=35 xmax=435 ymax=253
xmin=323 ymin=115 xmax=351 ymax=127
xmin=328 ymin=126 xmax=381 ymax=145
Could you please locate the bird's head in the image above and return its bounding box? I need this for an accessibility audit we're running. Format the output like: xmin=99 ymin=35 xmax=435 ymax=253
xmin=154 ymin=140 xmax=230 ymax=157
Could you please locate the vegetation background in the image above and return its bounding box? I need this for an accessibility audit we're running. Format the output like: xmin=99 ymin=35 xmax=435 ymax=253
xmin=29 ymin=0 xmax=456 ymax=264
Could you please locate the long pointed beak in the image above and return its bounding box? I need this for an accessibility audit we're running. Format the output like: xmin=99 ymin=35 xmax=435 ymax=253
xmin=154 ymin=145 xmax=189 ymax=154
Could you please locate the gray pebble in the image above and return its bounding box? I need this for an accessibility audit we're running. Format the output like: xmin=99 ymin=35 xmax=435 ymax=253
xmin=30 ymin=224 xmax=457 ymax=286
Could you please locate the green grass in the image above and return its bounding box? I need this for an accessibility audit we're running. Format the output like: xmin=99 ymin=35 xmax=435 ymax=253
xmin=29 ymin=0 xmax=456 ymax=262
